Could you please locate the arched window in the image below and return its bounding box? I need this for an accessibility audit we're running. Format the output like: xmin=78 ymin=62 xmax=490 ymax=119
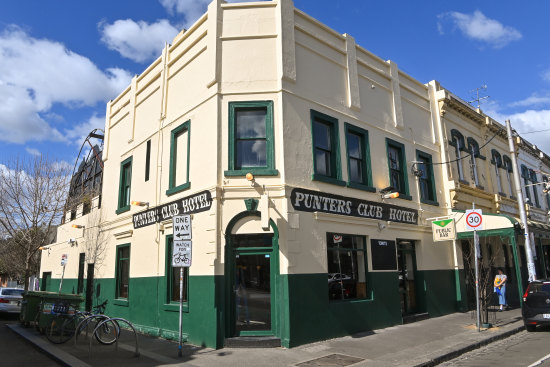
xmin=467 ymin=137 xmax=482 ymax=187
xmin=491 ymin=149 xmax=503 ymax=195
xmin=521 ymin=165 xmax=532 ymax=204
xmin=502 ymin=155 xmax=514 ymax=197
xmin=449 ymin=129 xmax=466 ymax=181
xmin=530 ymin=169 xmax=541 ymax=208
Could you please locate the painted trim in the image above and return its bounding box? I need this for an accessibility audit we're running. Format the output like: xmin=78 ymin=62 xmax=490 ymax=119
xmin=310 ymin=109 xmax=345 ymax=186
xmin=167 ymin=120 xmax=191 ymax=196
xmin=164 ymin=234 xmax=189 ymax=312
xmin=416 ymin=149 xmax=438 ymax=206
xmin=145 ymin=139 xmax=151 ymax=182
xmin=224 ymin=211 xmax=281 ymax=340
xmin=225 ymin=101 xmax=278 ymax=176
xmin=115 ymin=243 xmax=131 ymax=302
xmin=344 ymin=123 xmax=375 ymax=192
xmin=116 ymin=156 xmax=132 ymax=214
xmin=385 ymin=137 xmax=410 ymax=198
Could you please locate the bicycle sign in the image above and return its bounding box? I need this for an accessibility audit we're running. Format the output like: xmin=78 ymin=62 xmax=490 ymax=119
xmin=172 ymin=240 xmax=192 ymax=267
xmin=465 ymin=209 xmax=483 ymax=231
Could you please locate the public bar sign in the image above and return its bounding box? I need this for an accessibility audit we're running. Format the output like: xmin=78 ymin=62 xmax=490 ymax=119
xmin=133 ymin=190 xmax=212 ymax=229
xmin=432 ymin=219 xmax=456 ymax=242
xmin=290 ymin=188 xmax=418 ymax=225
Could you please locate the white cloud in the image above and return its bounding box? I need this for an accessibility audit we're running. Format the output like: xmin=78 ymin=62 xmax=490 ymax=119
xmin=0 ymin=26 xmax=132 ymax=144
xmin=99 ymin=19 xmax=179 ymax=63
xmin=25 ymin=147 xmax=41 ymax=157
xmin=507 ymin=110 xmax=550 ymax=153
xmin=438 ymin=10 xmax=522 ymax=48
xmin=64 ymin=114 xmax=106 ymax=145
xmin=509 ymin=94 xmax=550 ymax=108
xmin=542 ymin=69 xmax=550 ymax=83
xmin=158 ymin=0 xmax=210 ymax=27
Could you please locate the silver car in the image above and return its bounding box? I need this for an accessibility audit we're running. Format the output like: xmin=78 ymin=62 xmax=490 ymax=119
xmin=0 ymin=288 xmax=24 ymax=313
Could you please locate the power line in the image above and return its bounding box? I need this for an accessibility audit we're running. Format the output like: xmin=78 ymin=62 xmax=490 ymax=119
xmin=519 ymin=128 xmax=550 ymax=135
xmin=427 ymin=130 xmax=500 ymax=166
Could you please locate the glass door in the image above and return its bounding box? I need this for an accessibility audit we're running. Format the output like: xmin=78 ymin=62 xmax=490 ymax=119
xmin=232 ymin=233 xmax=274 ymax=336
xmin=397 ymin=241 xmax=417 ymax=315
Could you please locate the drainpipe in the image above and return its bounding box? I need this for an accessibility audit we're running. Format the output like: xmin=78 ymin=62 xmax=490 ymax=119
xmin=428 ymin=82 xmax=463 ymax=310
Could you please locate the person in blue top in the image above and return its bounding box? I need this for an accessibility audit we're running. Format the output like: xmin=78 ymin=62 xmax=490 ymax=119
xmin=494 ymin=269 xmax=507 ymax=311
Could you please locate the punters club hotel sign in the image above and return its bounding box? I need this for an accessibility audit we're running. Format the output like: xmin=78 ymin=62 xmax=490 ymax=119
xmin=290 ymin=188 xmax=418 ymax=225
xmin=133 ymin=190 xmax=212 ymax=229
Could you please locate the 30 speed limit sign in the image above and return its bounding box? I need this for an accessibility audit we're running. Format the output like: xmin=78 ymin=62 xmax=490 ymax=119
xmin=465 ymin=209 xmax=483 ymax=231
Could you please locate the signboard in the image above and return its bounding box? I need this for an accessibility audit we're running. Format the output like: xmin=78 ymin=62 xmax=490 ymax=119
xmin=465 ymin=209 xmax=483 ymax=231
xmin=173 ymin=215 xmax=192 ymax=240
xmin=61 ymin=254 xmax=68 ymax=266
xmin=370 ymin=239 xmax=397 ymax=270
xmin=291 ymin=188 xmax=418 ymax=225
xmin=132 ymin=190 xmax=212 ymax=229
xmin=172 ymin=240 xmax=192 ymax=267
xmin=432 ymin=219 xmax=456 ymax=241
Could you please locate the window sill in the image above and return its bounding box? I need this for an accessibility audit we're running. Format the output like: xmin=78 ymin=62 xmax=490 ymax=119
xmin=312 ymin=174 xmax=346 ymax=186
xmin=328 ymin=297 xmax=374 ymax=304
xmin=346 ymin=182 xmax=376 ymax=192
xmin=113 ymin=299 xmax=129 ymax=307
xmin=420 ymin=199 xmax=439 ymax=207
xmin=224 ymin=168 xmax=279 ymax=177
xmin=162 ymin=303 xmax=189 ymax=313
xmin=166 ymin=182 xmax=191 ymax=196
xmin=398 ymin=194 xmax=412 ymax=201
xmin=475 ymin=185 xmax=485 ymax=190
xmin=509 ymin=195 xmax=517 ymax=200
xmin=115 ymin=205 xmax=130 ymax=215
xmin=498 ymin=192 xmax=507 ymax=198
xmin=458 ymin=179 xmax=470 ymax=185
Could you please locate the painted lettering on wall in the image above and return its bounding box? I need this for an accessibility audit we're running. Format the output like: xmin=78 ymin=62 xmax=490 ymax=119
xmin=290 ymin=188 xmax=418 ymax=225
xmin=133 ymin=190 xmax=212 ymax=229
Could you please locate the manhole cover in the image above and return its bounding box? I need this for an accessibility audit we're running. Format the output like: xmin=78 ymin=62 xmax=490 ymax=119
xmin=296 ymin=353 xmax=364 ymax=367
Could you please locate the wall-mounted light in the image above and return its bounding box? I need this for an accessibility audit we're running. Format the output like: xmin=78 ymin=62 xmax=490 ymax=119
xmin=39 ymin=246 xmax=51 ymax=255
xmin=380 ymin=186 xmax=399 ymax=199
xmin=131 ymin=201 xmax=149 ymax=207
xmin=72 ymin=224 xmax=85 ymax=229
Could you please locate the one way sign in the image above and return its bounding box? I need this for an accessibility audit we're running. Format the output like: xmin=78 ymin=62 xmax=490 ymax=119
xmin=173 ymin=214 xmax=192 ymax=240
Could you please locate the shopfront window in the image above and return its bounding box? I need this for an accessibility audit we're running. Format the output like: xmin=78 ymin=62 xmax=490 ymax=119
xmin=327 ymin=233 xmax=368 ymax=301
xmin=116 ymin=244 xmax=130 ymax=299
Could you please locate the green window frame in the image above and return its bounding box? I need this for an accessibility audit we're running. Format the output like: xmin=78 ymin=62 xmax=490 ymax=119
xmin=225 ymin=101 xmax=278 ymax=177
xmin=530 ymin=169 xmax=541 ymax=208
xmin=116 ymin=156 xmax=132 ymax=214
xmin=415 ymin=150 xmax=439 ymax=206
xmin=311 ymin=110 xmax=344 ymax=186
xmin=115 ymin=243 xmax=130 ymax=305
xmin=345 ymin=123 xmax=375 ymax=192
xmin=386 ymin=138 xmax=411 ymax=200
xmin=164 ymin=235 xmax=189 ymax=312
xmin=145 ymin=139 xmax=151 ymax=182
xmin=167 ymin=120 xmax=191 ymax=196
xmin=521 ymin=165 xmax=531 ymax=203
xmin=326 ymin=232 xmax=371 ymax=302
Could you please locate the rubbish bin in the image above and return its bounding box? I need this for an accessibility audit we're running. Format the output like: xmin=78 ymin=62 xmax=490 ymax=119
xmin=37 ymin=292 xmax=84 ymax=332
xmin=19 ymin=291 xmax=44 ymax=327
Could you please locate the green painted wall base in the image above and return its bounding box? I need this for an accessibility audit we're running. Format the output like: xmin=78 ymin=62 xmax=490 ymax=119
xmin=42 ymin=269 xmax=460 ymax=349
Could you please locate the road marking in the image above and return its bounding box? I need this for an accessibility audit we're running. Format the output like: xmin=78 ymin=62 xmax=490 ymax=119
xmin=528 ymin=352 xmax=550 ymax=367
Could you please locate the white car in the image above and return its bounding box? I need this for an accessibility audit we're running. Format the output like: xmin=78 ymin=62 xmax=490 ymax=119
xmin=0 ymin=288 xmax=24 ymax=313
xmin=328 ymin=273 xmax=351 ymax=282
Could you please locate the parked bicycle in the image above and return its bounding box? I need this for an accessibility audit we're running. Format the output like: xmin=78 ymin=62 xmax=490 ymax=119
xmin=46 ymin=300 xmax=120 ymax=345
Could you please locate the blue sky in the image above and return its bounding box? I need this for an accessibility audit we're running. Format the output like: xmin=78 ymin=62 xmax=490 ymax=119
xmin=1 ymin=0 xmax=550 ymax=167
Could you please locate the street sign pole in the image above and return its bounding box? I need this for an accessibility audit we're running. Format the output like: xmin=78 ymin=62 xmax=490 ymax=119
xmin=178 ymin=266 xmax=183 ymax=357
xmin=474 ymin=226 xmax=480 ymax=332
xmin=172 ymin=214 xmax=192 ymax=358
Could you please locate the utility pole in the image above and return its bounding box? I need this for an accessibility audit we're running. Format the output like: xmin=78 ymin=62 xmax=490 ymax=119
xmin=506 ymin=119 xmax=537 ymax=281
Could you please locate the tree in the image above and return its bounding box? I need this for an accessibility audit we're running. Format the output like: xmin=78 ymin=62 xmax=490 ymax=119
xmin=462 ymin=236 xmax=505 ymax=325
xmin=0 ymin=156 xmax=70 ymax=290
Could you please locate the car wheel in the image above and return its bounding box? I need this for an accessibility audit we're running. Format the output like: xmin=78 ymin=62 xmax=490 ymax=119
xmin=525 ymin=324 xmax=536 ymax=332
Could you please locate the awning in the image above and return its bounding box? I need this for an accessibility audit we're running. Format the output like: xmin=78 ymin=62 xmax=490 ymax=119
xmin=454 ymin=211 xmax=515 ymax=239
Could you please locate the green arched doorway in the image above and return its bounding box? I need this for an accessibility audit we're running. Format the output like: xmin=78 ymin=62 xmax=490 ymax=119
xmin=224 ymin=211 xmax=280 ymax=338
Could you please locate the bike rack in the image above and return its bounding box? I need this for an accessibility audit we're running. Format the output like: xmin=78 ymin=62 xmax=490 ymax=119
xmin=74 ymin=314 xmax=111 ymax=344
xmin=89 ymin=318 xmax=140 ymax=358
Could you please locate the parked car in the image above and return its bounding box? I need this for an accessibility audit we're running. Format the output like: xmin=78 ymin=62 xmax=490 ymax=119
xmin=522 ymin=279 xmax=550 ymax=331
xmin=328 ymin=273 xmax=351 ymax=282
xmin=0 ymin=288 xmax=24 ymax=313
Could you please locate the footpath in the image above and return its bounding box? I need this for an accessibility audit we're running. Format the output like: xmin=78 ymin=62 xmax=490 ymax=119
xmin=8 ymin=308 xmax=525 ymax=367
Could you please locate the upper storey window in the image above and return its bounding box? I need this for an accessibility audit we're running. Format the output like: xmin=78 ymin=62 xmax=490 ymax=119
xmin=449 ymin=129 xmax=466 ymax=182
xmin=225 ymin=101 xmax=277 ymax=177
xmin=311 ymin=110 xmax=344 ymax=186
